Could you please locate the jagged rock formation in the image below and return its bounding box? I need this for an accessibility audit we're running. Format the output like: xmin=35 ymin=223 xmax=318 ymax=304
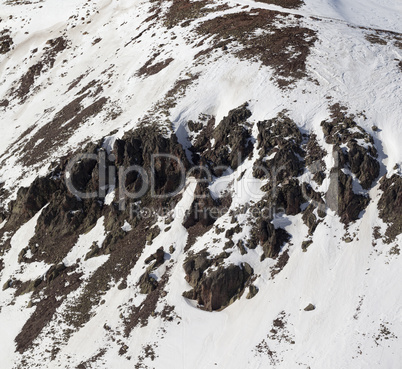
xmin=183 ymin=250 xmax=253 ymax=311
xmin=191 ymin=103 xmax=253 ymax=173
xmin=321 ymin=106 xmax=380 ymax=190
xmin=378 ymin=174 xmax=402 ymax=241
xmin=254 ymin=113 xmax=304 ymax=182
xmin=255 ymin=219 xmax=291 ymax=260
xmin=322 ymin=106 xmax=380 ymax=223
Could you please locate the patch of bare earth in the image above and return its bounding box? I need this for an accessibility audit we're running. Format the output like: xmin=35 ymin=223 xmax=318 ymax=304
xmin=123 ymin=266 xmax=172 ymax=336
xmin=196 ymin=10 xmax=317 ymax=87
xmin=76 ymin=349 xmax=107 ymax=369
xmin=161 ymin=0 xmax=230 ymax=29
xmin=13 ymin=36 xmax=69 ymax=102
xmin=364 ymin=29 xmax=402 ymax=50
xmin=19 ymin=93 xmax=107 ymax=167
xmin=137 ymin=53 xmax=174 ymax=77
xmin=254 ymin=0 xmax=304 ymax=9
xmin=0 ymin=29 xmax=13 ymax=54
xmin=14 ymin=266 xmax=83 ymax=354
xmin=4 ymin=0 xmax=43 ymax=4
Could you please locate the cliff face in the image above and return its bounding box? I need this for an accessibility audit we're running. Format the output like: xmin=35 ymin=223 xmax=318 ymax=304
xmin=0 ymin=0 xmax=402 ymax=368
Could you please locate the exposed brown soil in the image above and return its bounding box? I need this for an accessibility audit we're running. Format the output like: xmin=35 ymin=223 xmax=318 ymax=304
xmin=15 ymin=62 xmax=44 ymax=101
xmin=365 ymin=33 xmax=388 ymax=45
xmin=364 ymin=30 xmax=402 ymax=50
xmin=0 ymin=99 xmax=9 ymax=108
xmin=65 ymin=216 xmax=153 ymax=330
xmin=164 ymin=0 xmax=209 ymax=29
xmin=137 ymin=53 xmax=174 ymax=77
xmin=75 ymin=79 xmax=102 ymax=96
xmin=15 ymin=267 xmax=83 ymax=354
xmin=196 ymin=10 xmax=317 ymax=86
xmin=255 ymin=0 xmax=304 ymax=9
xmin=153 ymin=72 xmax=200 ymax=113
xmin=124 ymin=266 xmax=171 ymax=336
xmin=0 ymin=29 xmax=13 ymax=54
xmin=4 ymin=0 xmax=43 ymax=4
xmin=20 ymin=95 xmax=107 ymax=166
xmin=162 ymin=0 xmax=230 ymax=29
xmin=77 ymin=349 xmax=106 ymax=369
xmin=66 ymin=73 xmax=87 ymax=92
xmin=14 ymin=36 xmax=68 ymax=102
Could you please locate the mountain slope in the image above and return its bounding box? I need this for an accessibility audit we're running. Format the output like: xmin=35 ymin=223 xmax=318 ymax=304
xmin=0 ymin=0 xmax=401 ymax=368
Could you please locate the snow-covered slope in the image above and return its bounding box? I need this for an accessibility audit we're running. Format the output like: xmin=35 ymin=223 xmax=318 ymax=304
xmin=0 ymin=0 xmax=401 ymax=368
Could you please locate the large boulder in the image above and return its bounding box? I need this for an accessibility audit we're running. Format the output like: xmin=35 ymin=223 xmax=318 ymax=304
xmin=183 ymin=251 xmax=253 ymax=311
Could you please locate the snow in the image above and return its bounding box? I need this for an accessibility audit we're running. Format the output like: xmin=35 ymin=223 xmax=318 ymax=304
xmin=303 ymin=0 xmax=402 ymax=33
xmin=121 ymin=220 xmax=132 ymax=232
xmin=0 ymin=208 xmax=47 ymax=368
xmin=63 ymin=216 xmax=108 ymax=276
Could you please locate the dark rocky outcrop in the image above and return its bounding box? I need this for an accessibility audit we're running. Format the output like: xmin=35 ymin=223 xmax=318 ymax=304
xmin=7 ymin=176 xmax=61 ymax=227
xmin=183 ymin=250 xmax=212 ymax=287
xmin=378 ymin=174 xmax=402 ymax=241
xmin=301 ymin=240 xmax=313 ymax=252
xmin=253 ymin=114 xmax=306 ymax=225
xmin=305 ymin=133 xmax=327 ymax=185
xmin=246 ymin=285 xmax=259 ymax=299
xmin=0 ymin=124 xmax=194 ymax=352
xmin=46 ymin=263 xmax=67 ymax=284
xmin=0 ymin=30 xmax=13 ymax=54
xmin=346 ymin=141 xmax=380 ymax=190
xmin=301 ymin=183 xmax=326 ymax=234
xmin=144 ymin=247 xmax=166 ymax=269
xmin=138 ymin=272 xmax=158 ymax=294
xmin=254 ymin=219 xmax=290 ymax=260
xmin=302 ymin=204 xmax=320 ymax=235
xmin=326 ymin=168 xmax=369 ymax=224
xmin=182 ymin=251 xmax=253 ymax=311
xmin=262 ymin=179 xmax=304 ymax=216
xmin=187 ymin=120 xmax=203 ymax=133
xmin=321 ymin=108 xmax=379 ymax=190
xmin=196 ymin=264 xmax=252 ymax=311
xmin=254 ymin=113 xmax=304 ymax=182
xmin=183 ymin=182 xmax=218 ymax=229
xmin=85 ymin=241 xmax=107 ymax=260
xmin=320 ymin=106 xmax=380 ymax=223
xmin=114 ymin=124 xmax=189 ymax=200
xmin=191 ymin=103 xmax=253 ymax=175
xmin=304 ymin=303 xmax=315 ymax=311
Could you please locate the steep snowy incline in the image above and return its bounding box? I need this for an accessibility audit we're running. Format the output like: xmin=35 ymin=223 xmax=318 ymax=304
xmin=302 ymin=0 xmax=402 ymax=33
